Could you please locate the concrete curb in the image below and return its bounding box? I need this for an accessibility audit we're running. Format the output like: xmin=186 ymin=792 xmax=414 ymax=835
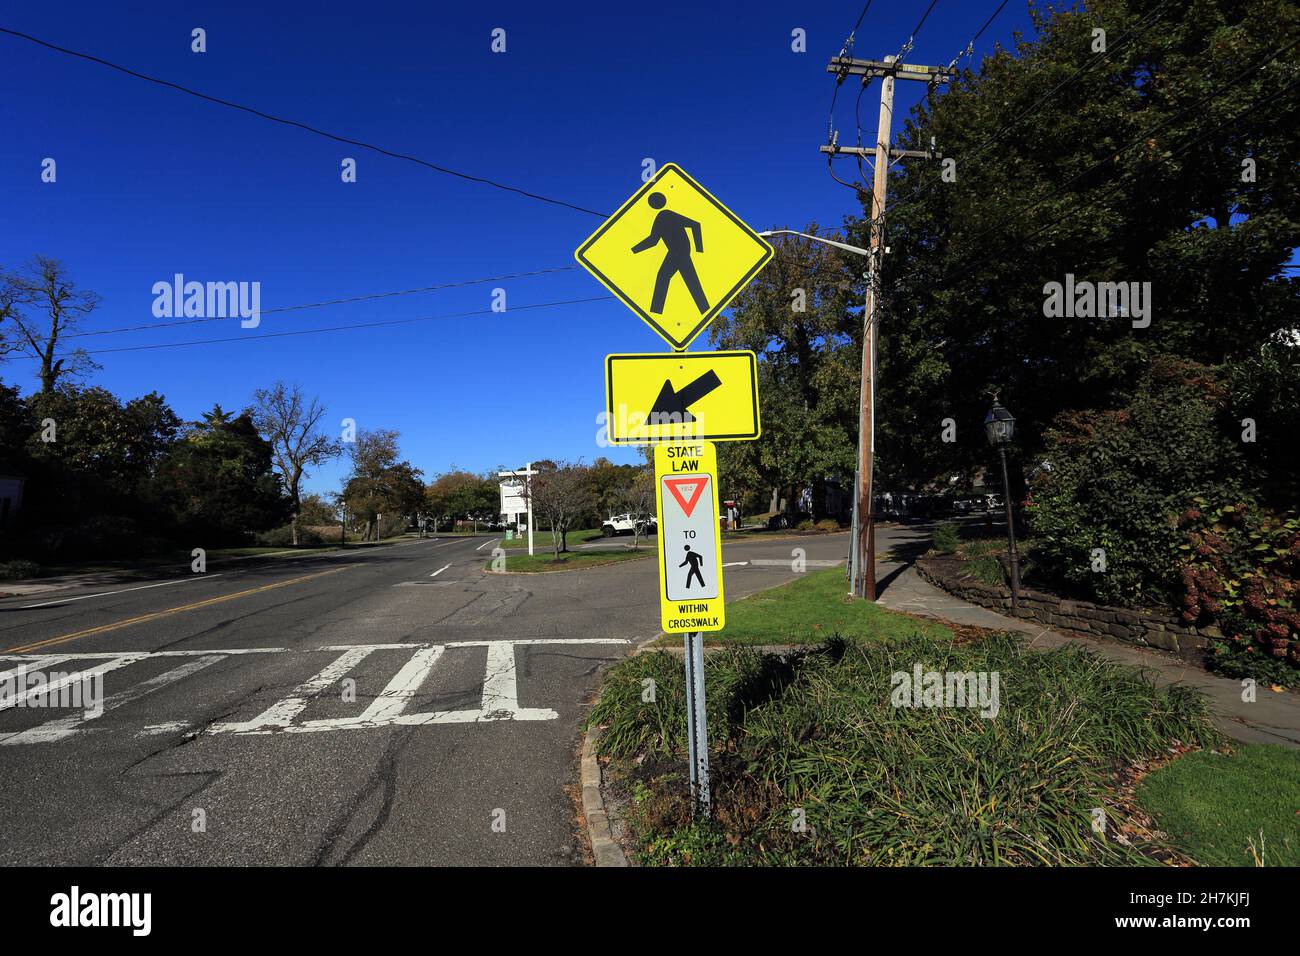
xmin=580 ymin=724 xmax=628 ymax=868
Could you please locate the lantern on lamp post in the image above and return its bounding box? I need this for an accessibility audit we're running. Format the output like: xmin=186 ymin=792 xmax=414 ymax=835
xmin=984 ymin=398 xmax=1022 ymax=612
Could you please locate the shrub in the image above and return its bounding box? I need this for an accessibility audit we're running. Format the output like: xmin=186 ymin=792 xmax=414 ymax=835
xmin=964 ymin=554 xmax=1005 ymax=586
xmin=0 ymin=559 xmax=40 ymax=580
xmin=796 ymin=519 xmax=816 ymax=531
xmin=815 ymin=519 xmax=841 ymax=533
xmin=1029 ymin=358 xmax=1249 ymax=606
xmin=931 ymin=522 xmax=960 ymax=553
xmin=254 ymin=523 xmax=327 ymax=548
xmin=1177 ymin=502 xmax=1299 ymax=682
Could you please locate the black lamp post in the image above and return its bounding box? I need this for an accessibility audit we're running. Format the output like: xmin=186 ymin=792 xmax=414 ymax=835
xmin=984 ymin=398 xmax=1022 ymax=612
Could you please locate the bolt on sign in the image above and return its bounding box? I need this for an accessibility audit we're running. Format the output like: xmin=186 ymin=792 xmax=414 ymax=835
xmin=575 ymin=163 xmax=774 ymax=350
xmin=654 ymin=442 xmax=725 ymax=633
xmin=604 ymin=350 xmax=760 ymax=444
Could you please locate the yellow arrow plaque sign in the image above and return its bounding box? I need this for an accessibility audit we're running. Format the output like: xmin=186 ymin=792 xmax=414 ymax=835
xmin=604 ymin=351 xmax=760 ymax=444
xmin=575 ymin=163 xmax=773 ymax=350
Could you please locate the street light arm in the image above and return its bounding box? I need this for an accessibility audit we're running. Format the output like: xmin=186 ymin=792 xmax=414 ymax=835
xmin=758 ymin=229 xmax=870 ymax=257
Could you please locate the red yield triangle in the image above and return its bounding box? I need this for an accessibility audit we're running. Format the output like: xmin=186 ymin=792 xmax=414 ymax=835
xmin=664 ymin=476 xmax=708 ymax=518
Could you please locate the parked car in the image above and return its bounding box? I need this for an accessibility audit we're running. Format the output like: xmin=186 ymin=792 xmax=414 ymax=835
xmin=601 ymin=513 xmax=656 ymax=537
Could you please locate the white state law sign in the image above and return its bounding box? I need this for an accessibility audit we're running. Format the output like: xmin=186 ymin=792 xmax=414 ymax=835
xmin=653 ymin=442 xmax=725 ymax=632
xmin=660 ymin=473 xmax=719 ymax=601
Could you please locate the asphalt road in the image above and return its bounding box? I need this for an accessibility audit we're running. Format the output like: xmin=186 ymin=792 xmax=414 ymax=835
xmin=0 ymin=530 xmax=854 ymax=866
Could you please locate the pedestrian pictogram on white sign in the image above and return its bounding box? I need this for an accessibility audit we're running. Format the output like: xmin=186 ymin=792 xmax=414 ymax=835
xmin=661 ymin=475 xmax=718 ymax=601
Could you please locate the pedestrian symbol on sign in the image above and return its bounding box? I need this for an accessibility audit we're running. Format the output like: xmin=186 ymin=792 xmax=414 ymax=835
xmin=632 ymin=192 xmax=709 ymax=316
xmin=680 ymin=545 xmax=706 ymax=589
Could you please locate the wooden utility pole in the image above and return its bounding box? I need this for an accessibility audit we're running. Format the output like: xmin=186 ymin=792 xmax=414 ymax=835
xmin=823 ymin=54 xmax=950 ymax=600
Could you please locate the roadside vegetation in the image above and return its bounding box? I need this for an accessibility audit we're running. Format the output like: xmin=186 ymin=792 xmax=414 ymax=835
xmin=591 ymin=631 xmax=1226 ymax=866
xmin=590 ymin=565 xmax=1293 ymax=867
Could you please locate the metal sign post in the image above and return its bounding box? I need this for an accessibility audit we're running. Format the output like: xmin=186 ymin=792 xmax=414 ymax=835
xmin=682 ymin=630 xmax=711 ymax=815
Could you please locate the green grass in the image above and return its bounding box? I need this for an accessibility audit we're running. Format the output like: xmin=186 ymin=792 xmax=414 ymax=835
xmin=591 ymin=633 xmax=1221 ymax=866
xmin=1137 ymin=744 xmax=1300 ymax=866
xmin=497 ymin=528 xmax=605 ymax=550
xmin=487 ymin=548 xmax=651 ymax=573
xmin=656 ymin=567 xmax=952 ymax=647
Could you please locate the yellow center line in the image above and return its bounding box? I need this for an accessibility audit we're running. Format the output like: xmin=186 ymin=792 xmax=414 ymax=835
xmin=5 ymin=565 xmax=358 ymax=654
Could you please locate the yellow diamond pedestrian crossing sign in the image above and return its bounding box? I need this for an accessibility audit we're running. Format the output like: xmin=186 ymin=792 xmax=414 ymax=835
xmin=575 ymin=163 xmax=773 ymax=350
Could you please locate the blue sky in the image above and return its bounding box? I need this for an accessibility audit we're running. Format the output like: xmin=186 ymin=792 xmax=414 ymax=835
xmin=0 ymin=1 xmax=1036 ymax=495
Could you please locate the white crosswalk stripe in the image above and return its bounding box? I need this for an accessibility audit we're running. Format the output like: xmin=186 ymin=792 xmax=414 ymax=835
xmin=0 ymin=639 xmax=628 ymax=744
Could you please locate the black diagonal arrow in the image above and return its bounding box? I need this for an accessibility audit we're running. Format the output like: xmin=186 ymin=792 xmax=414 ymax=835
xmin=650 ymin=369 xmax=722 ymax=421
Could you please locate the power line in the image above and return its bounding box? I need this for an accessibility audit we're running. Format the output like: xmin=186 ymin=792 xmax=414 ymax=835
xmin=897 ymin=0 xmax=942 ymax=59
xmin=969 ymin=0 xmax=1012 ymax=44
xmin=946 ymin=0 xmax=1013 ymax=71
xmin=65 ymin=265 xmax=579 ymax=339
xmin=909 ymin=0 xmax=943 ymax=41
xmin=851 ymin=1 xmax=875 ymax=34
xmin=31 ymin=295 xmax=616 ymax=357
xmin=0 ymin=26 xmax=609 ymax=218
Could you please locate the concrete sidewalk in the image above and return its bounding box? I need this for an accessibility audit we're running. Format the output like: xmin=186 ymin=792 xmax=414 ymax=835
xmin=877 ymin=563 xmax=1300 ymax=750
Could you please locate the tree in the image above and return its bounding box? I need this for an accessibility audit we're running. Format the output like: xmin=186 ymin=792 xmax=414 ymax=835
xmin=24 ymin=386 xmax=181 ymax=525
xmin=297 ymin=492 xmax=338 ymax=526
xmin=0 ymin=273 xmax=27 ymax=360
xmin=612 ymin=469 xmax=655 ymax=549
xmin=154 ymin=409 xmax=290 ymax=544
xmin=341 ymin=428 xmax=424 ymax=540
xmin=251 ymin=382 xmax=342 ymax=545
xmin=1030 ymin=358 xmax=1251 ymax=606
xmin=520 ymin=461 xmax=593 ymax=557
xmin=3 ymin=256 xmax=102 ymax=393
xmin=425 ymin=470 xmax=498 ymax=529
xmin=588 ymin=457 xmax=640 ymax=521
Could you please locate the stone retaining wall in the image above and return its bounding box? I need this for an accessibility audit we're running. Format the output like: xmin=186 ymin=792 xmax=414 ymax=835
xmin=916 ymin=556 xmax=1215 ymax=658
